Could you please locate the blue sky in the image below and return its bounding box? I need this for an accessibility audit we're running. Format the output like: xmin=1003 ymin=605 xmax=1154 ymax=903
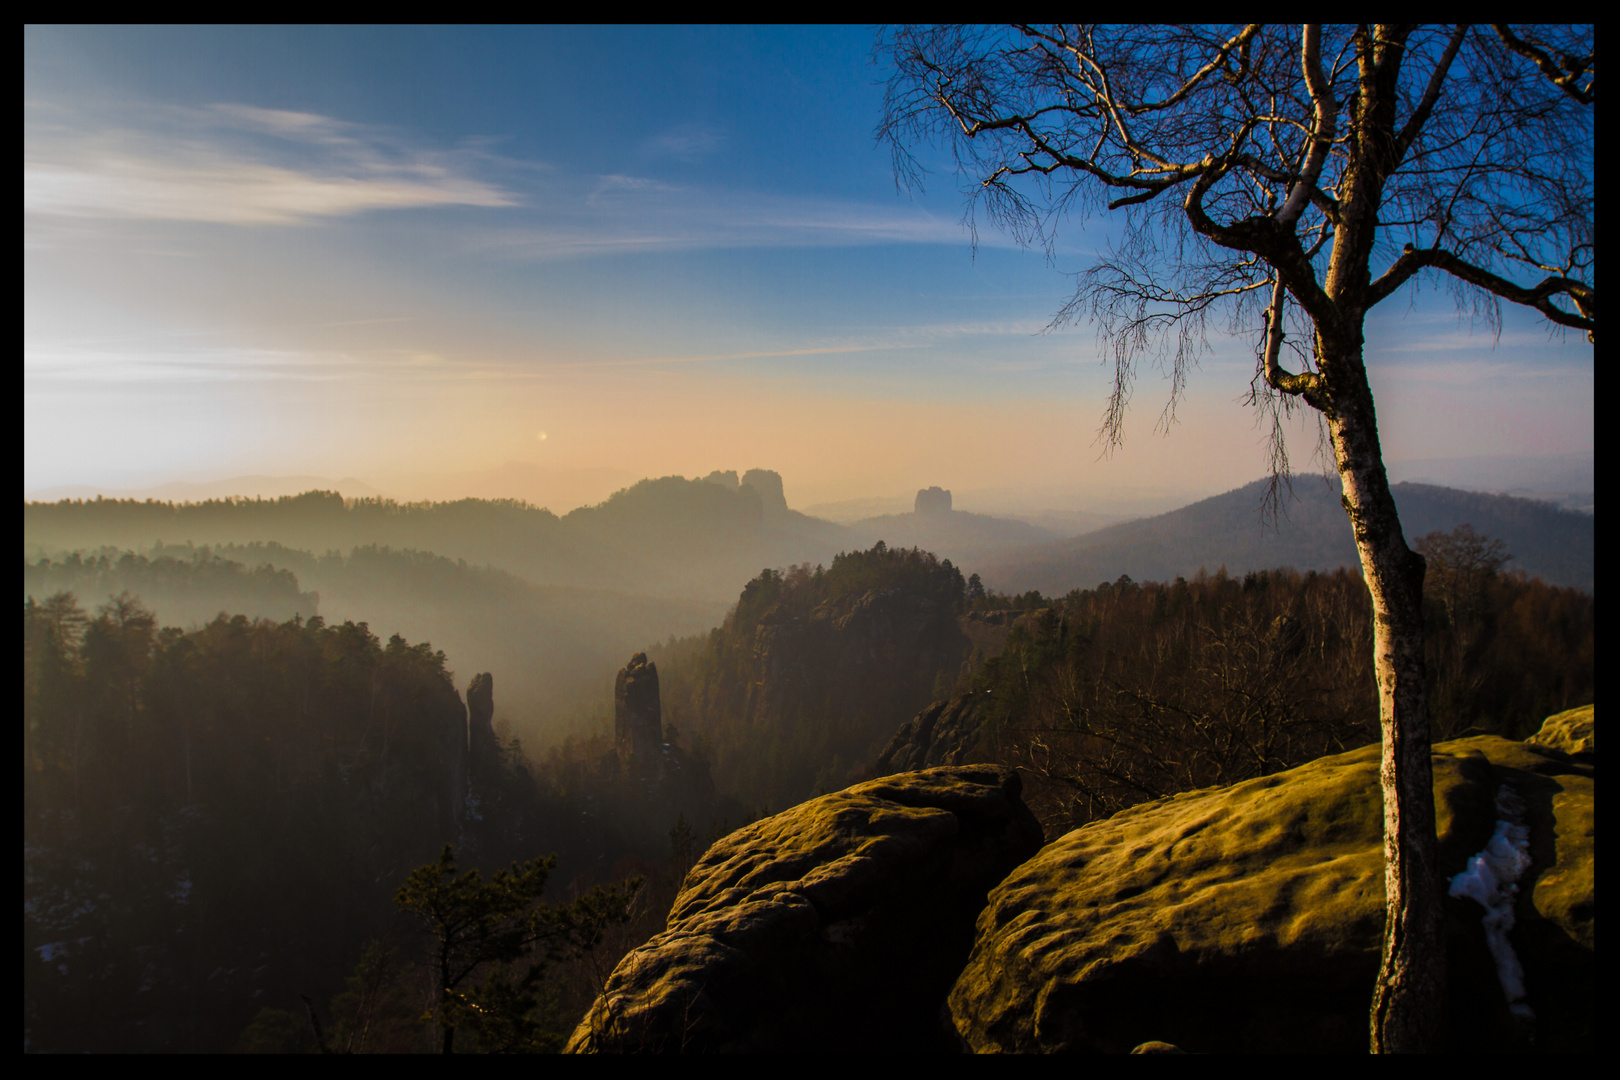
xmin=24 ymin=26 xmax=1594 ymax=511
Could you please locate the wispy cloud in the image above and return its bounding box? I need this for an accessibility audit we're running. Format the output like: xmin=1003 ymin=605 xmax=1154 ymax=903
xmin=644 ymin=123 xmax=726 ymax=161
xmin=24 ymin=102 xmax=518 ymax=225
xmin=544 ymin=343 xmax=920 ymax=370
xmin=477 ymin=178 xmax=1000 ymax=258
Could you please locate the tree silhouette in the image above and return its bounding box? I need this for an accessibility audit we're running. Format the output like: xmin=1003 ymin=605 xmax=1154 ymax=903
xmin=877 ymin=24 xmax=1593 ymax=1051
xmin=396 ymin=844 xmax=641 ymax=1053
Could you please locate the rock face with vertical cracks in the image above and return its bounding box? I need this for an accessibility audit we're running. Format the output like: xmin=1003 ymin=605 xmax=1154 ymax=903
xmin=949 ymin=730 xmax=1594 ymax=1053
xmin=465 ymin=672 xmax=498 ymax=788
xmin=872 ymin=692 xmax=994 ymax=774
xmin=615 ymin=653 xmax=663 ymax=782
xmin=566 ymin=765 xmax=1044 ymax=1053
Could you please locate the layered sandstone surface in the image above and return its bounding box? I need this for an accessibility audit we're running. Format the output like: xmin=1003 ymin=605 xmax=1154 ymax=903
xmin=567 ymin=765 xmax=1043 ymax=1053
xmin=950 ymin=731 xmax=1593 ymax=1053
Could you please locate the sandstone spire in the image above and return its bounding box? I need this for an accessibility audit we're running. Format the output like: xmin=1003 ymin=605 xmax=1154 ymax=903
xmin=615 ymin=653 xmax=664 ymax=782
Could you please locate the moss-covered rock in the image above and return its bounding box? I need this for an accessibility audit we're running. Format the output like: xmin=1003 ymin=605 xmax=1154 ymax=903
xmin=566 ymin=765 xmax=1043 ymax=1053
xmin=1527 ymin=704 xmax=1594 ymax=758
xmin=950 ymin=732 xmax=1593 ymax=1053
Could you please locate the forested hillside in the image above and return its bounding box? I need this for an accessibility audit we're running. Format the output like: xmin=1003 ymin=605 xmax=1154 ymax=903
xmin=25 ymin=544 xmax=725 ymax=751
xmin=24 ymin=473 xmax=850 ymax=604
xmin=901 ymin=526 xmax=1594 ymax=836
xmin=23 ymin=594 xmax=707 ymax=1052
xmin=650 ymin=544 xmax=975 ymax=809
xmin=24 ymin=600 xmax=472 ymax=1051
xmin=984 ymin=478 xmax=1595 ymax=596
xmin=24 ymin=549 xmax=318 ymax=627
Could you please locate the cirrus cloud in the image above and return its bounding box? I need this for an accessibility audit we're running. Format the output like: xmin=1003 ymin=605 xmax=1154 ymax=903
xmin=24 ymin=102 xmax=519 ymax=225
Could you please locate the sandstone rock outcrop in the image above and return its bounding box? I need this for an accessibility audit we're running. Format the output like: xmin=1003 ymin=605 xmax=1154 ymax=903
xmin=615 ymin=653 xmax=663 ymax=782
xmin=873 ymin=692 xmax=993 ymax=774
xmin=702 ymin=469 xmax=741 ymax=490
xmin=950 ymin=732 xmax=1594 ymax=1053
xmin=466 ymin=672 xmax=498 ymax=789
xmin=915 ymin=485 xmax=952 ymax=516
xmin=740 ymin=468 xmax=787 ymax=514
xmin=1526 ymin=704 xmax=1593 ymax=758
xmin=566 ymin=765 xmax=1044 ymax=1053
xmin=735 ymin=589 xmax=972 ymax=775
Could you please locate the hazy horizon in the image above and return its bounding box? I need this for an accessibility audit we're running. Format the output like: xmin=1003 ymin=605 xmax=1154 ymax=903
xmin=26 ymin=27 xmax=1594 ymax=519
xmin=23 ymin=447 xmax=1594 ymax=525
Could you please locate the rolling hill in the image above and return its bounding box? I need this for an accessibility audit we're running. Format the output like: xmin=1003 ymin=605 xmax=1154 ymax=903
xmin=982 ymin=477 xmax=1594 ymax=595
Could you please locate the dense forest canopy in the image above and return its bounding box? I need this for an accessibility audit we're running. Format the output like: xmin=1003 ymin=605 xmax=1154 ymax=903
xmin=23 ymin=592 xmax=720 ymax=1053
xmin=25 ymin=598 xmax=469 ymax=1051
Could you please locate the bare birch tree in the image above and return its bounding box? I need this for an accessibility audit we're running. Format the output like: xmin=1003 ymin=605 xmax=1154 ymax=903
xmin=876 ymin=24 xmax=1593 ymax=1052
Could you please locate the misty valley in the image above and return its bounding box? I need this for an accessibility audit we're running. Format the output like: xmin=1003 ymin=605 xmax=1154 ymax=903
xmin=23 ymin=472 xmax=1593 ymax=1051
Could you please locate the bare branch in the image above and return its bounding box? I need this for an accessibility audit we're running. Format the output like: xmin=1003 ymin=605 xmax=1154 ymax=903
xmin=1490 ymin=24 xmax=1595 ymax=105
xmin=1117 ymin=24 xmax=1264 ymax=115
xmin=1276 ymin=25 xmax=1338 ymax=226
xmin=1370 ymin=245 xmax=1595 ymax=339
xmin=1394 ymin=24 xmax=1470 ymax=159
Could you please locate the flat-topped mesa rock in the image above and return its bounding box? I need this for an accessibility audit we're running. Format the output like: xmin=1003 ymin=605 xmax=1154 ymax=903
xmin=615 ymin=653 xmax=664 ymax=783
xmin=950 ymin=719 xmax=1595 ymax=1053
xmin=466 ymin=672 xmax=499 ymax=789
xmin=740 ymin=468 xmax=788 ymax=514
xmin=566 ymin=765 xmax=1044 ymax=1053
xmin=915 ymin=485 xmax=952 ymax=516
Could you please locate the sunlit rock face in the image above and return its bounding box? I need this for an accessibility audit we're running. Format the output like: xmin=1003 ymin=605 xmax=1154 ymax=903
xmin=1527 ymin=704 xmax=1594 ymax=758
xmin=950 ymin=725 xmax=1594 ymax=1054
xmin=566 ymin=766 xmax=1044 ymax=1053
xmin=614 ymin=653 xmax=663 ymax=783
xmin=915 ymin=486 xmax=952 ymax=516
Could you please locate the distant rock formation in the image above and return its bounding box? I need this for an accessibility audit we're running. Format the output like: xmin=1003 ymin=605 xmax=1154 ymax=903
xmin=915 ymin=485 xmax=952 ymax=516
xmin=741 ymin=468 xmax=788 ymax=513
xmin=615 ymin=653 xmax=664 ymax=782
xmin=466 ymin=672 xmax=498 ymax=789
xmin=702 ymin=469 xmax=741 ymax=490
xmin=950 ymin=729 xmax=1595 ymax=1053
xmin=872 ymin=692 xmax=993 ymax=774
xmin=566 ymin=765 xmax=1044 ymax=1053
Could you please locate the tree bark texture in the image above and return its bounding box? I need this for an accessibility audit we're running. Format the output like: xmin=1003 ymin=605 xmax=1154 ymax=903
xmin=1316 ymin=333 xmax=1445 ymax=1052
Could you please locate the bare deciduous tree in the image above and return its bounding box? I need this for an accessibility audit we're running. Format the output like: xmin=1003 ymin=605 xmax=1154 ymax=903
xmin=876 ymin=23 xmax=1593 ymax=1051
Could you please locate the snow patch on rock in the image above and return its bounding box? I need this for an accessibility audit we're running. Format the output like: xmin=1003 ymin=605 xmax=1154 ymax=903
xmin=1449 ymin=783 xmax=1535 ymax=1025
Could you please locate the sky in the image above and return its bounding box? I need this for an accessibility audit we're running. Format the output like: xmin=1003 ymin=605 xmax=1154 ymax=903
xmin=24 ymin=25 xmax=1594 ymax=514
